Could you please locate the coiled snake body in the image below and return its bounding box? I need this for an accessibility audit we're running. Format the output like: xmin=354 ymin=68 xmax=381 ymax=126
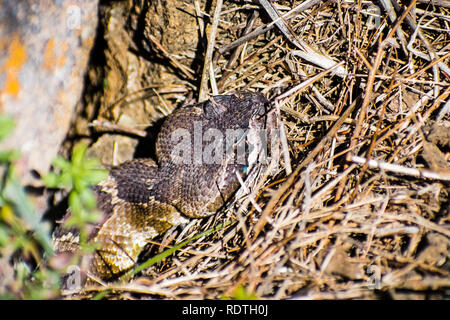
xmin=53 ymin=91 xmax=279 ymax=280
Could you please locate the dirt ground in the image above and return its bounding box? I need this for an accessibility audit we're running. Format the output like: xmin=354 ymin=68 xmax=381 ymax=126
xmin=60 ymin=0 xmax=449 ymax=300
xmin=2 ymin=0 xmax=450 ymax=299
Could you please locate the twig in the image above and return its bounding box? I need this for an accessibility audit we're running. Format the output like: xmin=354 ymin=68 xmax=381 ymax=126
xmin=147 ymin=34 xmax=195 ymax=81
xmin=416 ymin=0 xmax=450 ymax=7
xmin=252 ymin=95 xmax=361 ymax=238
xmin=379 ymin=0 xmax=408 ymax=53
xmin=218 ymin=0 xmax=323 ymax=54
xmin=350 ymin=155 xmax=450 ymax=181
xmin=89 ymin=120 xmax=147 ymax=138
xmin=437 ymin=97 xmax=450 ymax=121
xmin=225 ymin=10 xmax=259 ymax=70
xmin=405 ymin=13 xmax=450 ymax=78
xmin=275 ymin=61 xmax=345 ymax=101
xmin=389 ymin=52 xmax=450 ymax=93
xmin=348 ymin=0 xmax=418 ymax=179
xmin=259 ymin=0 xmax=347 ymax=77
xmin=199 ymin=0 xmax=223 ymax=102
xmin=194 ymin=0 xmax=205 ymax=38
xmin=235 ymin=170 xmax=262 ymax=213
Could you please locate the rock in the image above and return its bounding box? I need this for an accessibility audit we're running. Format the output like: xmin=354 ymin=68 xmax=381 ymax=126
xmin=77 ymin=0 xmax=202 ymax=166
xmin=0 ymin=0 xmax=99 ymax=190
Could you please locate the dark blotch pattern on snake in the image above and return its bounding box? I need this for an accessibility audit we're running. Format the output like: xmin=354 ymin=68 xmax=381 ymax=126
xmin=53 ymin=91 xmax=279 ymax=280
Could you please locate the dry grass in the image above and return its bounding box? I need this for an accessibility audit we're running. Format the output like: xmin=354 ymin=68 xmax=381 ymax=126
xmin=70 ymin=0 xmax=450 ymax=299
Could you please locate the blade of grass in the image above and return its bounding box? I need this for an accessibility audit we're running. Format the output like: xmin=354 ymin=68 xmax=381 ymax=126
xmin=121 ymin=220 xmax=234 ymax=281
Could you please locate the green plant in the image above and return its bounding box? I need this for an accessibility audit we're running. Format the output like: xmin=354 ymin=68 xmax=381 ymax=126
xmin=222 ymin=285 xmax=259 ymax=300
xmin=43 ymin=143 xmax=107 ymax=246
xmin=125 ymin=220 xmax=233 ymax=280
xmin=0 ymin=115 xmax=107 ymax=299
xmin=0 ymin=115 xmax=56 ymax=298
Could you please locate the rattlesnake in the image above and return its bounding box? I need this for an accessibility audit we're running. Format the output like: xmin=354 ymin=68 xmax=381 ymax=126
xmin=53 ymin=91 xmax=279 ymax=281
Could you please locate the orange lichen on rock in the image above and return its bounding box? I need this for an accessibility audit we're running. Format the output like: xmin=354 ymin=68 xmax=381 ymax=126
xmin=43 ymin=39 xmax=68 ymax=71
xmin=43 ymin=38 xmax=55 ymax=70
xmin=1 ymin=35 xmax=27 ymax=99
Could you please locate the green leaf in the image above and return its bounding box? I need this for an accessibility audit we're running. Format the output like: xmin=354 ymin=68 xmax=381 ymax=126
xmin=0 ymin=224 xmax=10 ymax=247
xmin=51 ymin=156 xmax=71 ymax=172
xmin=67 ymin=192 xmax=82 ymax=217
xmin=222 ymin=285 xmax=259 ymax=300
xmin=71 ymin=143 xmax=88 ymax=167
xmin=3 ymin=174 xmax=53 ymax=255
xmin=44 ymin=144 xmax=107 ymax=192
xmin=0 ymin=115 xmax=15 ymax=141
xmin=42 ymin=172 xmax=60 ymax=188
xmin=78 ymin=188 xmax=97 ymax=210
xmin=42 ymin=142 xmax=106 ymax=249
xmin=0 ymin=150 xmax=20 ymax=163
xmin=87 ymin=168 xmax=108 ymax=185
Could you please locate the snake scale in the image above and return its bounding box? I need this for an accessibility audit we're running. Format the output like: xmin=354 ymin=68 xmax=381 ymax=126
xmin=53 ymin=91 xmax=279 ymax=281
